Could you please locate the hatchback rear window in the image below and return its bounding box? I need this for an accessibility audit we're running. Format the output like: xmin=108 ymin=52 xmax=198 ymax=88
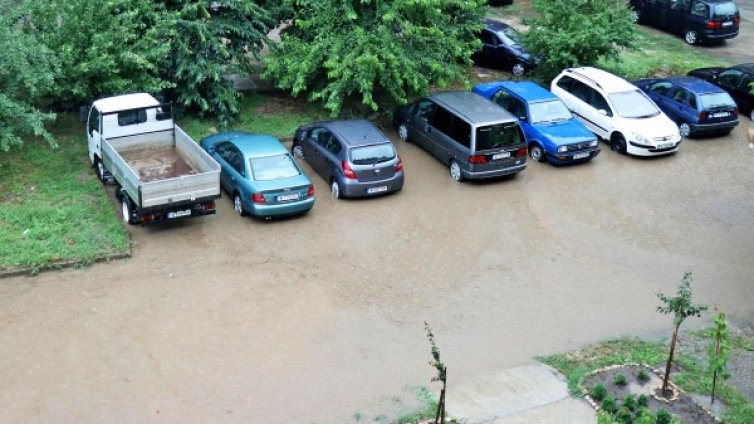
xmin=350 ymin=143 xmax=396 ymax=165
xmin=250 ymin=154 xmax=300 ymax=181
xmin=713 ymin=2 xmax=738 ymax=19
xmin=475 ymin=123 xmax=524 ymax=151
xmin=699 ymin=92 xmax=736 ymax=109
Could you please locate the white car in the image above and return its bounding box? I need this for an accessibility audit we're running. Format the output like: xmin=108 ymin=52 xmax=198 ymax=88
xmin=551 ymin=67 xmax=682 ymax=157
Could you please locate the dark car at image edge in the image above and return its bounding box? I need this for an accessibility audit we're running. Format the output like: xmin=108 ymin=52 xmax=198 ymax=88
xmin=688 ymin=63 xmax=754 ymax=121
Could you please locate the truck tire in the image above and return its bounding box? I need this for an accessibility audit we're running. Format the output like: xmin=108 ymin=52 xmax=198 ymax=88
xmin=121 ymin=197 xmax=135 ymax=225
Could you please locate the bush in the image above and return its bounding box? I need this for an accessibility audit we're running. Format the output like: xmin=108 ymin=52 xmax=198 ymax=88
xmin=613 ymin=373 xmax=628 ymax=387
xmin=637 ymin=394 xmax=649 ymax=407
xmin=656 ymin=409 xmax=672 ymax=424
xmin=601 ymin=395 xmax=618 ymax=414
xmin=622 ymin=394 xmax=637 ymax=412
xmin=615 ymin=406 xmax=633 ymax=423
xmin=637 ymin=369 xmax=650 ymax=383
xmin=590 ymin=383 xmax=609 ymax=401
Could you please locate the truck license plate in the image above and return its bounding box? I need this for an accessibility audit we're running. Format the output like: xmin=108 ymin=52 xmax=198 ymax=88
xmin=168 ymin=209 xmax=191 ymax=219
xmin=277 ymin=194 xmax=299 ymax=201
xmin=492 ymin=152 xmax=511 ymax=160
xmin=367 ymin=186 xmax=388 ymax=194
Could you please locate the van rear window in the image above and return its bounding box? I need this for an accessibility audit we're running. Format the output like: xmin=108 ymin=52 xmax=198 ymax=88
xmin=713 ymin=2 xmax=738 ymax=19
xmin=475 ymin=123 xmax=523 ymax=151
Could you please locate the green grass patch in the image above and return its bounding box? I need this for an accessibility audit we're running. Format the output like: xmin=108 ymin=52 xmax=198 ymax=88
xmin=539 ymin=335 xmax=754 ymax=424
xmin=0 ymin=114 xmax=129 ymax=271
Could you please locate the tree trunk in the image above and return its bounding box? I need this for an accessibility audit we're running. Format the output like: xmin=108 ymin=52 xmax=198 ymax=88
xmin=711 ymin=370 xmax=718 ymax=404
xmin=662 ymin=322 xmax=680 ymax=396
xmin=711 ymin=325 xmax=721 ymax=404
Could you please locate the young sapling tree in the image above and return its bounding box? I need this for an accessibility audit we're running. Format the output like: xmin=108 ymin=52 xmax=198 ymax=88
xmin=707 ymin=310 xmax=731 ymax=404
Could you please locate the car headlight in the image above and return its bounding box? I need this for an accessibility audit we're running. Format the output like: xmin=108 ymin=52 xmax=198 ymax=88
xmin=589 ymin=140 xmax=598 ymax=147
xmin=558 ymin=146 xmax=568 ymax=153
xmin=632 ymin=132 xmax=648 ymax=144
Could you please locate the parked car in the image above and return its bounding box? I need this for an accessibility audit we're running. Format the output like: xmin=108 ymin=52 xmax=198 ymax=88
xmin=292 ymin=120 xmax=404 ymax=199
xmin=473 ymin=19 xmax=536 ymax=76
xmin=551 ymin=67 xmax=682 ymax=156
xmin=630 ymin=0 xmax=740 ymax=45
xmin=473 ymin=81 xmax=600 ymax=164
xmin=394 ymin=91 xmax=527 ymax=181
xmin=688 ymin=64 xmax=754 ymax=121
xmin=489 ymin=0 xmax=513 ymax=5
xmin=634 ymin=76 xmax=739 ymax=137
xmin=200 ymin=132 xmax=315 ymax=219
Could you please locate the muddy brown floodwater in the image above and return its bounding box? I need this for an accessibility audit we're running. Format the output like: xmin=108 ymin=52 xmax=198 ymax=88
xmin=2 ymin=123 xmax=754 ymax=424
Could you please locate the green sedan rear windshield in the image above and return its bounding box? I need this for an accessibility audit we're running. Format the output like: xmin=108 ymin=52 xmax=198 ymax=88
xmin=250 ymin=154 xmax=300 ymax=181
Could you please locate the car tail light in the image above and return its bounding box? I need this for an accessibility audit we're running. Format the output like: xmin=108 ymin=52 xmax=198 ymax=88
xmin=733 ymin=108 xmax=738 ymax=116
xmin=252 ymin=193 xmax=266 ymax=204
xmin=698 ymin=111 xmax=709 ymax=120
xmin=341 ymin=160 xmax=357 ymax=179
xmin=734 ymin=17 xmax=740 ymax=26
xmin=395 ymin=156 xmax=403 ymax=172
xmin=706 ymin=20 xmax=721 ymax=29
xmin=469 ymin=155 xmax=487 ymax=164
xmin=307 ymin=185 xmax=315 ymax=197
xmin=514 ymin=147 xmax=528 ymax=158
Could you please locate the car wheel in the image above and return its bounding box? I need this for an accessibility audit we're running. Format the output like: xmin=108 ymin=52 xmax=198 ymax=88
xmin=611 ymin=133 xmax=627 ymax=154
xmin=96 ymin=159 xmax=107 ymax=183
xmin=512 ymin=62 xmax=526 ymax=77
xmin=684 ymin=30 xmax=698 ymax=45
xmin=121 ymin=198 xmax=134 ymax=225
xmin=331 ymin=180 xmax=341 ymax=199
xmin=398 ymin=123 xmax=410 ymax=142
xmin=292 ymin=144 xmax=304 ymax=160
xmin=233 ymin=193 xmax=247 ymax=216
xmin=529 ymin=144 xmax=545 ymax=162
xmin=678 ymin=123 xmax=692 ymax=138
xmin=449 ymin=160 xmax=463 ymax=182
xmin=749 ymin=109 xmax=754 ymax=122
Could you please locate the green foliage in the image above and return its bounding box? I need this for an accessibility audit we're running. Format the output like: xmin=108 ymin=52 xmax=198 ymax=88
xmin=590 ymin=383 xmax=609 ymax=401
xmin=161 ymin=1 xmax=276 ymax=127
xmin=25 ymin=0 xmax=169 ymax=106
xmin=522 ymin=0 xmax=636 ymax=80
xmin=657 ymin=272 xmax=708 ymax=326
xmin=424 ymin=321 xmax=446 ymax=385
xmin=601 ymin=395 xmax=618 ymax=414
xmin=0 ymin=1 xmax=57 ymax=151
xmin=707 ymin=311 xmax=731 ymax=403
xmin=622 ymin=394 xmax=637 ymax=412
xmin=597 ymin=411 xmax=619 ymax=424
xmin=264 ymin=0 xmax=486 ymax=115
xmin=615 ymin=406 xmax=633 ymax=423
xmin=655 ymin=409 xmax=672 ymax=424
xmin=613 ymin=373 xmax=628 ymax=387
xmin=637 ymin=369 xmax=650 ymax=383
xmin=637 ymin=394 xmax=648 ymax=407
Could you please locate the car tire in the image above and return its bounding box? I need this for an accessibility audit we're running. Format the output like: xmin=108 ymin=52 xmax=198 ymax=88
xmin=684 ymin=30 xmax=699 ymax=45
xmin=331 ymin=180 xmax=341 ymax=199
xmin=233 ymin=193 xmax=247 ymax=216
xmin=679 ymin=123 xmax=692 ymax=138
xmin=121 ymin=197 xmax=134 ymax=225
xmin=398 ymin=123 xmax=410 ymax=142
xmin=529 ymin=143 xmax=545 ymax=162
xmin=292 ymin=144 xmax=304 ymax=160
xmin=512 ymin=62 xmax=526 ymax=77
xmin=749 ymin=108 xmax=754 ymax=122
xmin=611 ymin=133 xmax=627 ymax=155
xmin=449 ymin=160 xmax=463 ymax=182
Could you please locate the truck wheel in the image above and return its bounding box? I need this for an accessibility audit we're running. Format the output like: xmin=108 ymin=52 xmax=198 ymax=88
xmin=121 ymin=198 xmax=134 ymax=225
xmin=96 ymin=159 xmax=108 ymax=183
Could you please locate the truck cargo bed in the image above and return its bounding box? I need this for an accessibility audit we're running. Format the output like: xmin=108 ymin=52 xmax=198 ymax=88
xmin=120 ymin=147 xmax=198 ymax=182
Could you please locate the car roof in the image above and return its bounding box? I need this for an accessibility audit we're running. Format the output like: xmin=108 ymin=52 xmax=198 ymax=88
xmin=93 ymin=93 xmax=159 ymax=113
xmin=212 ymin=132 xmax=287 ymax=156
xmin=732 ymin=63 xmax=754 ymax=73
xmin=496 ymin=81 xmax=558 ymax=103
xmin=430 ymin=91 xmax=516 ymax=125
xmin=322 ymin=119 xmax=387 ymax=146
xmin=561 ymin=67 xmax=637 ymax=94
xmin=665 ymin=76 xmax=726 ymax=94
xmin=482 ymin=18 xmax=512 ymax=31
xmin=703 ymin=0 xmax=737 ymax=4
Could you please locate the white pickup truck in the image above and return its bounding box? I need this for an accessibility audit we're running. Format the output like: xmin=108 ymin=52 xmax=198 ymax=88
xmin=85 ymin=93 xmax=221 ymax=225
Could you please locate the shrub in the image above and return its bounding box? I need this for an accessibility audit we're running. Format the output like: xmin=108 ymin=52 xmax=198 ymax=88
xmin=615 ymin=406 xmax=633 ymax=423
xmin=590 ymin=383 xmax=609 ymax=401
xmin=601 ymin=395 xmax=618 ymax=414
xmin=656 ymin=409 xmax=672 ymax=424
xmin=622 ymin=394 xmax=637 ymax=412
xmin=637 ymin=369 xmax=650 ymax=383
xmin=637 ymin=394 xmax=649 ymax=407
xmin=613 ymin=373 xmax=628 ymax=387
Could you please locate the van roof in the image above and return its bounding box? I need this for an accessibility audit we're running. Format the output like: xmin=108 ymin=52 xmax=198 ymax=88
xmin=563 ymin=67 xmax=637 ymax=94
xmin=93 ymin=93 xmax=160 ymax=114
xmin=430 ymin=91 xmax=516 ymax=125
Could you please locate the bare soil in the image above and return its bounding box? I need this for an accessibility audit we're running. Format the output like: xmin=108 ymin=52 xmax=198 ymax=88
xmin=121 ymin=147 xmax=198 ymax=182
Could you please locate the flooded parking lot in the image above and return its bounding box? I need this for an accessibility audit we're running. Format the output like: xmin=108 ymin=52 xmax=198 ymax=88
xmin=1 ymin=123 xmax=753 ymax=423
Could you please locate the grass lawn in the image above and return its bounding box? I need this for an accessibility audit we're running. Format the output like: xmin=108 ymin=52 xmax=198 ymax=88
xmin=0 ymin=114 xmax=129 ymax=272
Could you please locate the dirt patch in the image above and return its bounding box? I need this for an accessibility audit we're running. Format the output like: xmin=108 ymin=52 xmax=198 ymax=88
xmin=121 ymin=148 xmax=198 ymax=182
xmin=253 ymin=95 xmax=310 ymax=115
xmin=583 ymin=365 xmax=718 ymax=423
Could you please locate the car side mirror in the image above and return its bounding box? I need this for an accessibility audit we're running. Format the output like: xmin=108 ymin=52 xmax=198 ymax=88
xmin=598 ymin=109 xmax=608 ymax=116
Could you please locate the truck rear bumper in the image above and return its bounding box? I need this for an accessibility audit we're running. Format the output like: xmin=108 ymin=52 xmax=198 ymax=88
xmin=131 ymin=195 xmax=220 ymax=225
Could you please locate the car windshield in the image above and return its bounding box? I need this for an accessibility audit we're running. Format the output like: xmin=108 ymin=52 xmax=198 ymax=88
xmin=529 ymin=100 xmax=573 ymax=123
xmin=350 ymin=143 xmax=396 ymax=165
xmin=699 ymin=92 xmax=736 ymax=109
xmin=608 ymin=90 xmax=660 ymax=119
xmin=475 ymin=123 xmax=523 ymax=151
xmin=713 ymin=2 xmax=738 ymax=18
xmin=497 ymin=28 xmax=522 ymax=46
xmin=250 ymin=154 xmax=300 ymax=181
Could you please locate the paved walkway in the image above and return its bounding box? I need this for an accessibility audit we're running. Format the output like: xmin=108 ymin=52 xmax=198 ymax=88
xmin=446 ymin=364 xmax=596 ymax=423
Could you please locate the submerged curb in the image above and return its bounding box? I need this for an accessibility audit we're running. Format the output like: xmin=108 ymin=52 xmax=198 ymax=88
xmin=0 ymin=249 xmax=132 ymax=279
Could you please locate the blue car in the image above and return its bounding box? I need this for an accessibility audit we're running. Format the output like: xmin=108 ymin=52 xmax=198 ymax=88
xmin=634 ymin=76 xmax=739 ymax=137
xmin=199 ymin=132 xmax=315 ymax=219
xmin=472 ymin=81 xmax=600 ymax=164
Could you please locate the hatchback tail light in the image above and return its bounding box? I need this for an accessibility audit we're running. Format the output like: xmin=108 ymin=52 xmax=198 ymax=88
xmin=514 ymin=147 xmax=528 ymax=158
xmin=252 ymin=193 xmax=266 ymax=204
xmin=341 ymin=160 xmax=357 ymax=179
xmin=735 ymin=17 xmax=741 ymax=26
xmin=307 ymin=185 xmax=315 ymax=197
xmin=698 ymin=111 xmax=709 ymax=120
xmin=706 ymin=20 xmax=722 ymax=29
xmin=469 ymin=155 xmax=487 ymax=164
xmin=395 ymin=156 xmax=403 ymax=172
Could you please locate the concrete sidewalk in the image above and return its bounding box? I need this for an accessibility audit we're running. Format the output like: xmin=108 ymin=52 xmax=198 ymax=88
xmin=446 ymin=364 xmax=595 ymax=423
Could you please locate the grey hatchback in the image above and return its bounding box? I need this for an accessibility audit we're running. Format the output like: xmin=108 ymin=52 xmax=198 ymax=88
xmin=292 ymin=120 xmax=404 ymax=199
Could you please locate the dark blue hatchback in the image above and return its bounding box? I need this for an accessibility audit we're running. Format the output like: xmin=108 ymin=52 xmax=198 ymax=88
xmin=634 ymin=76 xmax=739 ymax=137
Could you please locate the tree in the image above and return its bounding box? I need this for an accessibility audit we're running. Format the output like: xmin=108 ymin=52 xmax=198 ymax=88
xmin=522 ymin=0 xmax=636 ymax=80
xmin=424 ymin=322 xmax=447 ymax=424
xmin=707 ymin=311 xmax=730 ymax=404
xmin=160 ymin=0 xmax=276 ymax=126
xmin=656 ymin=271 xmax=708 ymax=397
xmin=264 ymin=0 xmax=486 ymax=115
xmin=0 ymin=1 xmax=57 ymax=150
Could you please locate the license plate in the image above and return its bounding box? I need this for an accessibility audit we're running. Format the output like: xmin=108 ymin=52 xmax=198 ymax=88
xmin=657 ymin=142 xmax=674 ymax=149
xmin=367 ymin=186 xmax=388 ymax=194
xmin=573 ymin=152 xmax=590 ymax=160
xmin=722 ymin=21 xmax=733 ymax=27
xmin=492 ymin=152 xmax=511 ymax=160
xmin=712 ymin=112 xmax=730 ymax=118
xmin=277 ymin=194 xmax=299 ymax=202
xmin=168 ymin=209 xmax=191 ymax=219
